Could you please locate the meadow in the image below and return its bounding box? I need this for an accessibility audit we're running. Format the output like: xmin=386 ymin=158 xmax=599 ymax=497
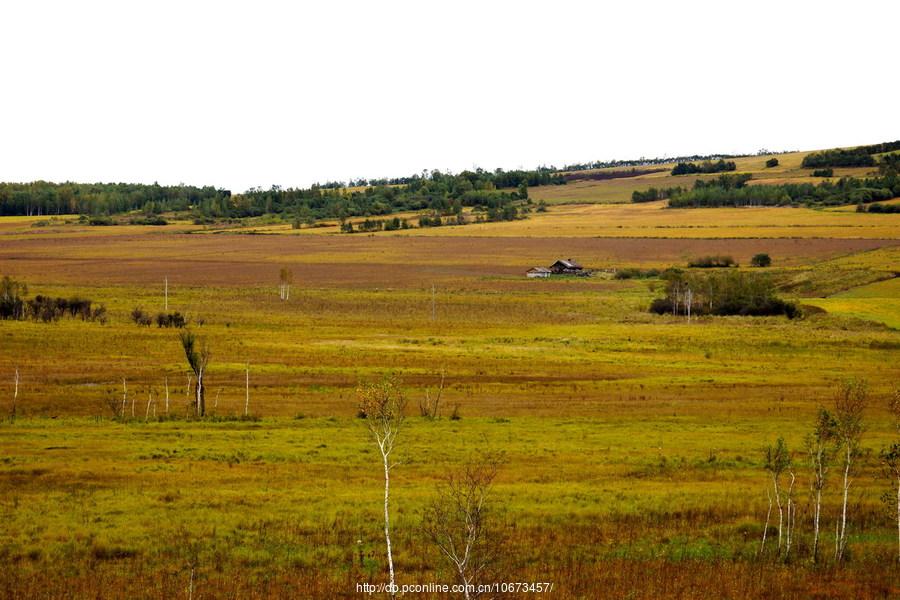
xmin=532 ymin=151 xmax=878 ymax=205
xmin=1 ymin=204 xmax=900 ymax=598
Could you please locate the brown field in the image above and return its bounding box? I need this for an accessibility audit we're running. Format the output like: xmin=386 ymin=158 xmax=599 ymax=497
xmin=2 ymin=199 xmax=900 ymax=599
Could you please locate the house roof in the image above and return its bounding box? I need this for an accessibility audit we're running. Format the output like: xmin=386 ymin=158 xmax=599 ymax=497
xmin=528 ymin=267 xmax=552 ymax=273
xmin=552 ymin=258 xmax=582 ymax=269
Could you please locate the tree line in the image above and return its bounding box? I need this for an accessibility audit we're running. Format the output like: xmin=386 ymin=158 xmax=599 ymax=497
xmin=563 ymin=150 xmax=770 ymax=172
xmin=671 ymin=159 xmax=737 ymax=176
xmin=667 ymin=172 xmax=899 ymax=208
xmin=0 ymin=167 xmax=556 ymax=225
xmin=0 ymin=181 xmax=230 ymax=217
xmin=801 ymin=140 xmax=900 ymax=168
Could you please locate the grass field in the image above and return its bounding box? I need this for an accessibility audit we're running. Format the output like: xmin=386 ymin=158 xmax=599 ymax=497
xmin=531 ymin=150 xmax=879 ymax=205
xmin=2 ymin=197 xmax=900 ymax=598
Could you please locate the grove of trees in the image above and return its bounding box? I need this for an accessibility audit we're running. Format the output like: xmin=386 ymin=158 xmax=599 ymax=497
xmin=649 ymin=270 xmax=799 ymax=318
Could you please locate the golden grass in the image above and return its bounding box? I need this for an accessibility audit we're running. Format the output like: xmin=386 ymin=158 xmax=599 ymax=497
xmin=805 ymin=277 xmax=900 ymax=329
xmin=384 ymin=202 xmax=900 ymax=239
xmin=1 ymin=217 xmax=900 ymax=598
xmin=533 ymin=150 xmax=880 ymax=206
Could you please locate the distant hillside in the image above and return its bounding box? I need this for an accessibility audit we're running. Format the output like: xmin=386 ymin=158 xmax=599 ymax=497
xmin=1 ymin=141 xmax=898 ymax=223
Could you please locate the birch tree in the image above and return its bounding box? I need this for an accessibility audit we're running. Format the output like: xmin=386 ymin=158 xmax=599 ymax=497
xmin=357 ymin=375 xmax=406 ymax=595
xmin=804 ymin=409 xmax=836 ymax=562
xmin=423 ymin=455 xmax=503 ymax=599
xmin=881 ymin=385 xmax=900 ymax=562
xmin=833 ymin=378 xmax=867 ymax=562
xmin=762 ymin=437 xmax=791 ymax=555
xmin=278 ymin=268 xmax=293 ymax=301
xmin=419 ymin=369 xmax=445 ymax=419
xmin=881 ymin=443 xmax=900 ymax=563
xmin=180 ymin=331 xmax=211 ymax=417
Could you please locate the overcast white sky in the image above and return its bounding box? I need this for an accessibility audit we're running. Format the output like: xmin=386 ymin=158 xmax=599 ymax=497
xmin=1 ymin=1 xmax=897 ymax=192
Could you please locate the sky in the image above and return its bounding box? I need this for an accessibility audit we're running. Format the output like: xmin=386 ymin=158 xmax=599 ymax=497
xmin=1 ymin=0 xmax=897 ymax=193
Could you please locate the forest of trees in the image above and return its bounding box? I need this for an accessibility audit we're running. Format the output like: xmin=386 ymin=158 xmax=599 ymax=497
xmin=671 ymin=160 xmax=737 ymax=176
xmin=0 ymin=168 xmax=556 ymax=224
xmin=631 ymin=186 xmax=684 ymax=203
xmin=668 ymin=172 xmax=899 ymax=208
xmin=0 ymin=182 xmax=230 ymax=217
xmin=801 ymin=141 xmax=900 ymax=168
xmin=861 ymin=202 xmax=900 ymax=213
xmin=562 ymin=151 xmax=767 ymax=172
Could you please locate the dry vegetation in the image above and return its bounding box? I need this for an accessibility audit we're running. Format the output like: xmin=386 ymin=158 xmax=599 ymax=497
xmin=1 ymin=198 xmax=900 ymax=598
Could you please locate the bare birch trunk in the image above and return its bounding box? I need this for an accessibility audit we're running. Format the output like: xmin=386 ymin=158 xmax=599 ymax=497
xmin=813 ymin=487 xmax=822 ymax=562
xmin=785 ymin=470 xmax=795 ymax=556
xmin=382 ymin=447 xmax=396 ymax=595
xmin=196 ymin=367 xmax=204 ymax=417
xmin=773 ymin=474 xmax=783 ymax=549
xmin=12 ymin=368 xmax=18 ymax=418
xmin=761 ymin=488 xmax=772 ymax=555
xmin=837 ymin=445 xmax=851 ymax=561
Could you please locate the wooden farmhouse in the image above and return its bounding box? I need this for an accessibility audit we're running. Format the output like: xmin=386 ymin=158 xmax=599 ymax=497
xmin=526 ymin=267 xmax=552 ymax=278
xmin=549 ymin=258 xmax=584 ymax=275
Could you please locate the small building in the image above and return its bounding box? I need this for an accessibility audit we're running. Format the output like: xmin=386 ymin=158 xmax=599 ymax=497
xmin=526 ymin=267 xmax=552 ymax=278
xmin=550 ymin=258 xmax=584 ymax=275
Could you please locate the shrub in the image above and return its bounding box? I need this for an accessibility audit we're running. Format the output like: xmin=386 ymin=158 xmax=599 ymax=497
xmin=88 ymin=215 xmax=114 ymax=226
xmin=131 ymin=307 xmax=152 ymax=327
xmin=130 ymin=215 xmax=168 ymax=226
xmin=155 ymin=311 xmax=186 ymax=328
xmin=614 ymin=268 xmax=661 ymax=280
xmin=812 ymin=168 xmax=834 ymax=177
xmin=765 ymin=158 xmax=779 ymax=168
xmin=750 ymin=253 xmax=772 ymax=267
xmin=866 ymin=202 xmax=900 ymax=213
xmin=687 ymin=255 xmax=737 ymax=268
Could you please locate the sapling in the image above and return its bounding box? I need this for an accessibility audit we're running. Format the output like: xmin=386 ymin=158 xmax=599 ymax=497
xmin=357 ymin=374 xmax=406 ymax=596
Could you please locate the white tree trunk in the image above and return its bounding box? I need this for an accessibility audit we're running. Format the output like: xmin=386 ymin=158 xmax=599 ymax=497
xmin=760 ymin=488 xmax=772 ymax=555
xmin=196 ymin=367 xmax=204 ymax=417
xmin=813 ymin=487 xmax=822 ymax=561
xmin=382 ymin=448 xmax=396 ymax=595
xmin=773 ymin=474 xmax=783 ymax=549
xmin=837 ymin=446 xmax=851 ymax=560
xmin=12 ymin=368 xmax=18 ymax=417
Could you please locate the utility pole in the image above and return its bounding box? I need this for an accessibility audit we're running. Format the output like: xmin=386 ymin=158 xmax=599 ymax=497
xmin=244 ymin=363 xmax=250 ymax=416
xmin=12 ymin=368 xmax=18 ymax=419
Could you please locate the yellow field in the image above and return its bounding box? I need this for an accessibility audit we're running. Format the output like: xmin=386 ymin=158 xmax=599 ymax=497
xmin=532 ymin=150 xmax=879 ymax=205
xmin=805 ymin=277 xmax=900 ymax=329
xmin=2 ymin=188 xmax=900 ymax=598
xmin=386 ymin=202 xmax=900 ymax=239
